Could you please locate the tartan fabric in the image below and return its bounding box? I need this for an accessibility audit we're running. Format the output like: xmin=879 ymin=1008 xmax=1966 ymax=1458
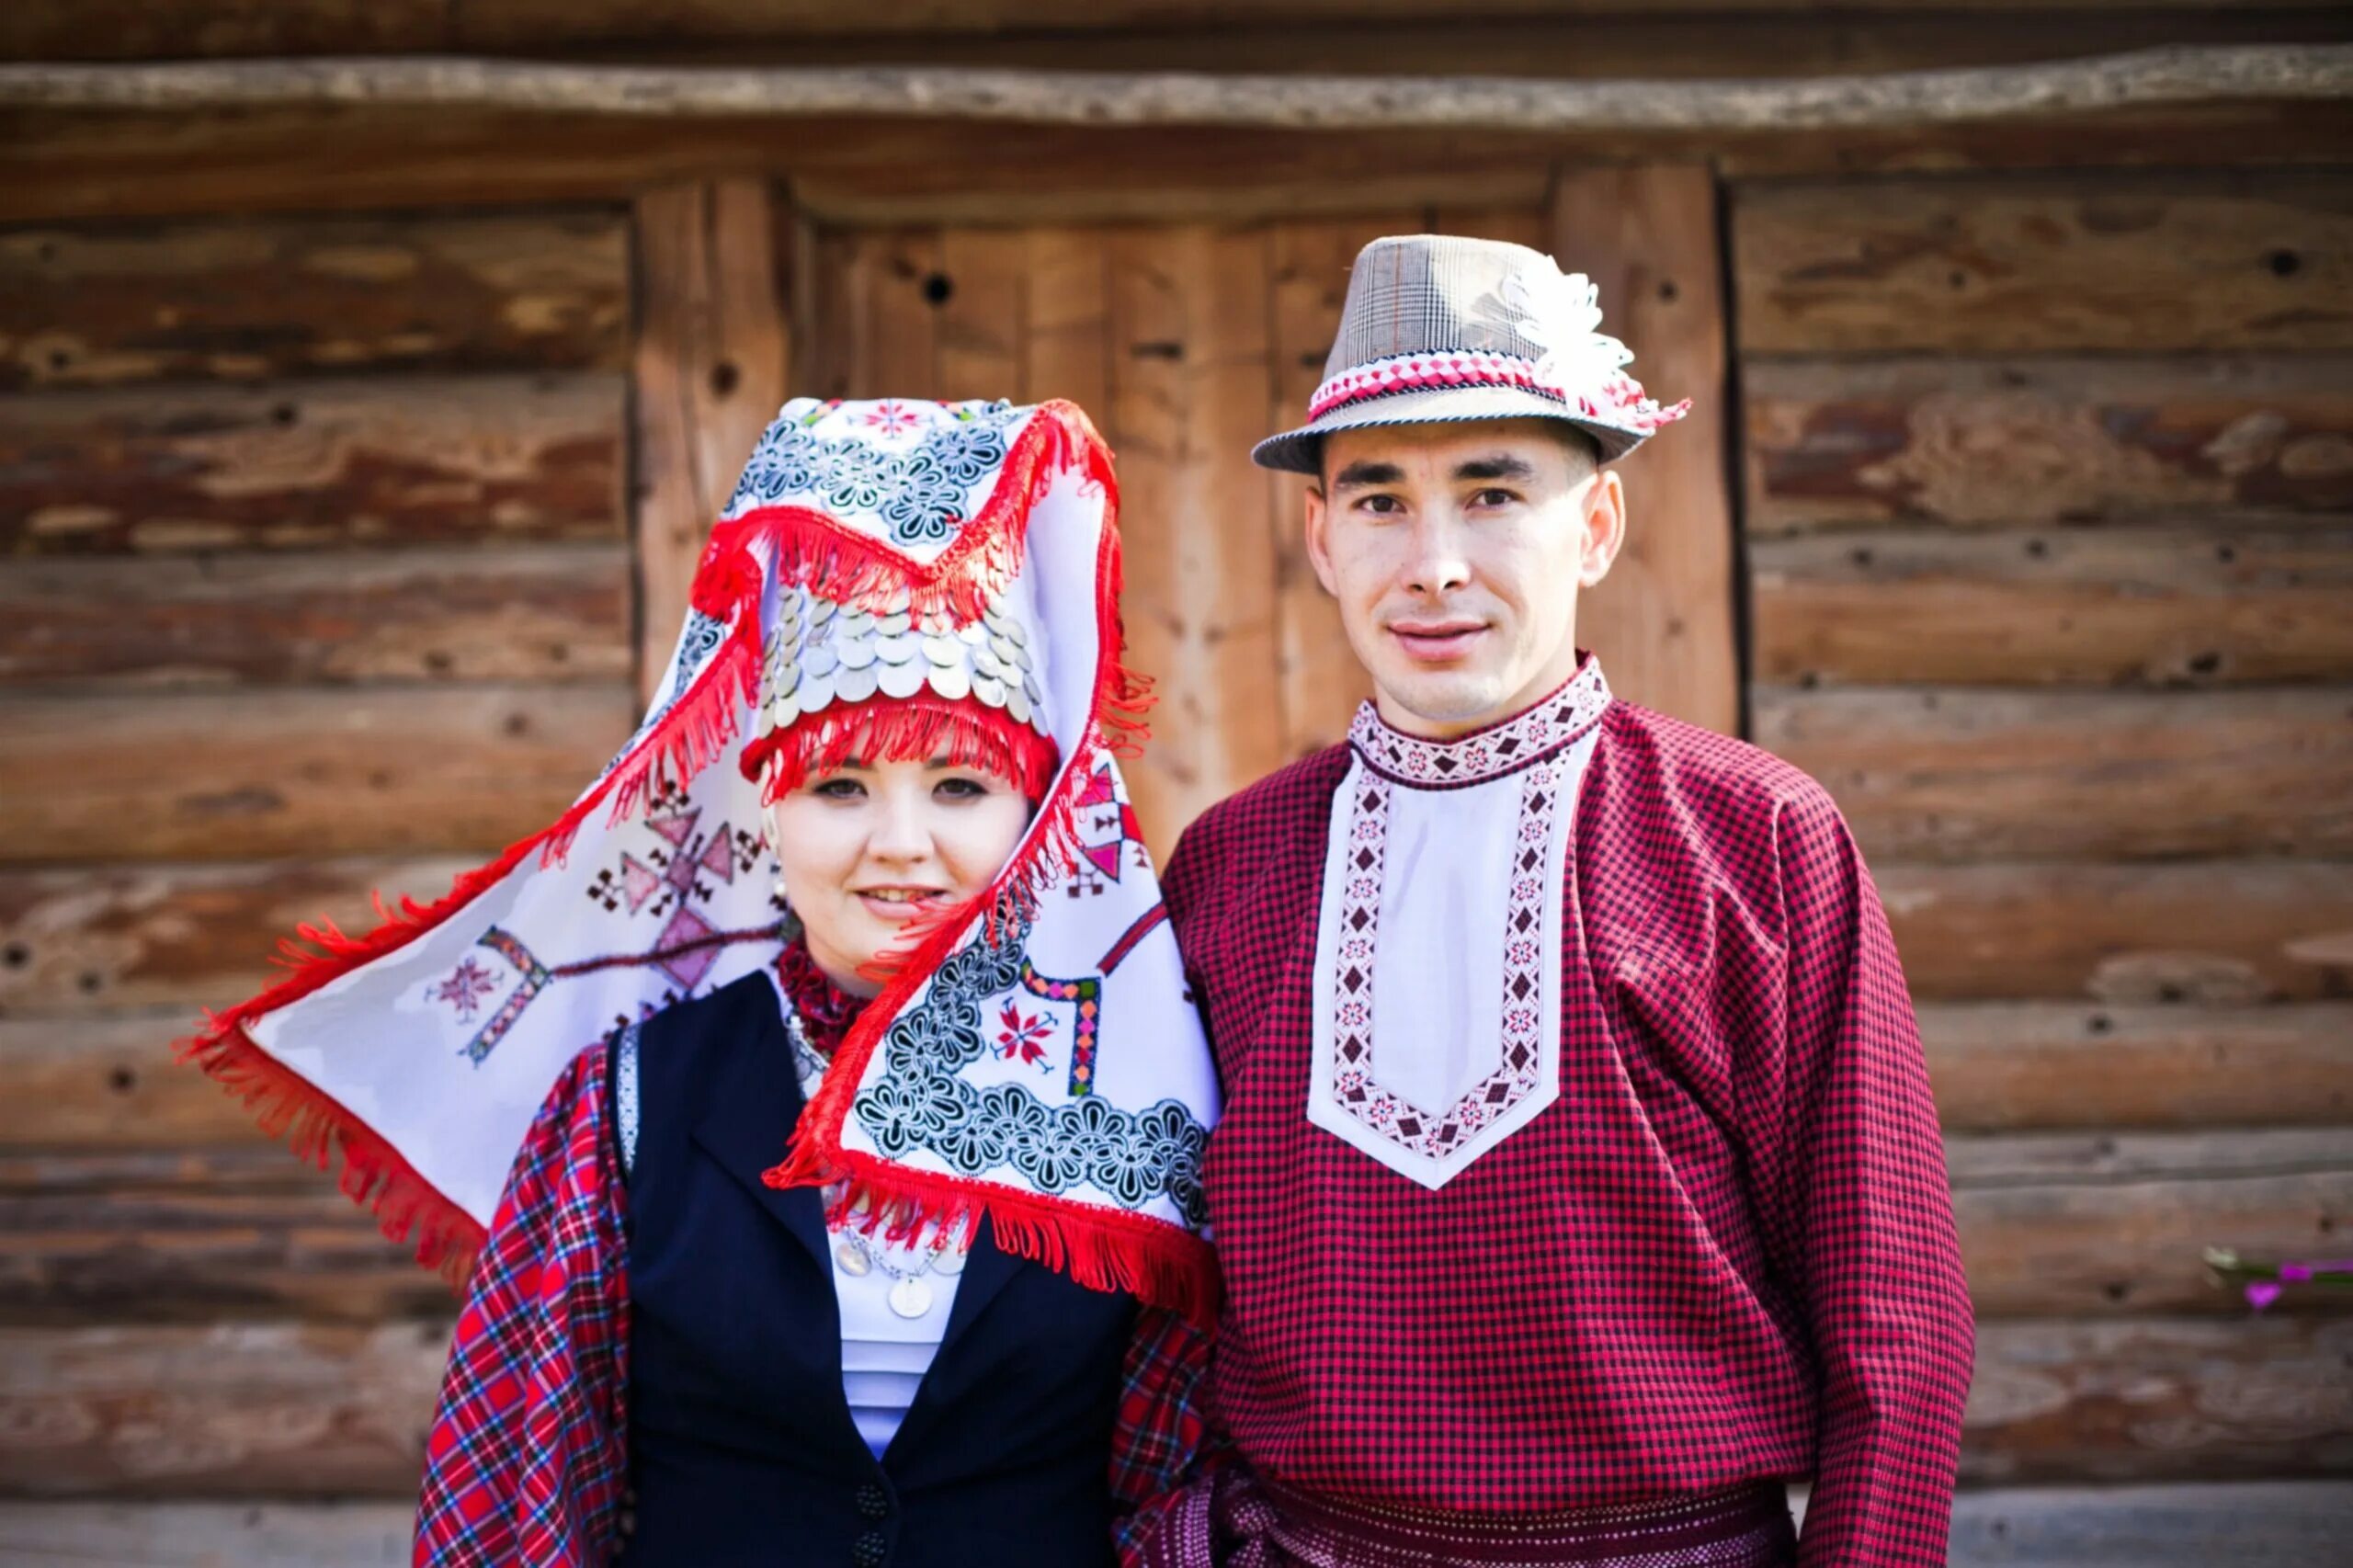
xmin=415 ymin=964 xmax=1213 ymax=1566
xmin=1111 ymin=1305 xmax=1222 ymax=1567
xmin=1159 ymin=696 xmax=1972 ymax=1566
xmin=415 ymin=1040 xmax=629 ymax=1567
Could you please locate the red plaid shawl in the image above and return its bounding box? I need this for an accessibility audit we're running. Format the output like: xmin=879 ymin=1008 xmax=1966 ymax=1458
xmin=1156 ymin=698 xmax=1973 ymax=1566
xmin=414 ymin=957 xmax=1211 ymax=1565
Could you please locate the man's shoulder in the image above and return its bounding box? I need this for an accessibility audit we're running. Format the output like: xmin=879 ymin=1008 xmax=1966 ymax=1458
xmin=1598 ymin=698 xmax=1842 ymax=828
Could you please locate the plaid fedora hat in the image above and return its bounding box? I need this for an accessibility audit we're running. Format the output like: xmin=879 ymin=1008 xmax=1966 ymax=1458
xmin=1252 ymin=233 xmax=1689 ymax=474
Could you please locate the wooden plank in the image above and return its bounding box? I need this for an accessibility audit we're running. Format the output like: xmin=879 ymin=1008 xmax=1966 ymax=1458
xmin=0 ymin=1321 xmax=448 ymax=1496
xmin=1107 ymin=224 xmax=1287 ymax=849
xmin=0 ymin=546 xmax=631 ymax=688
xmin=0 ymin=687 xmax=635 ymax=865
xmin=1752 ymin=526 xmax=2353 ymax=688
xmin=0 ymin=210 xmax=626 ymax=391
xmin=933 ymin=227 xmax=1027 ymax=403
xmin=1948 ymin=1482 xmax=2353 ymax=1568
xmin=1735 ymin=173 xmax=2353 ymax=356
xmin=0 ymin=1501 xmax=412 ymax=1567
xmin=632 ymin=179 xmax=790 ymax=700
xmin=1754 ymin=687 xmax=2353 ymax=862
xmin=1884 ymin=860 xmax=2353 ymax=1005
xmin=855 ymin=227 xmax=945 ymax=398
xmin=1949 ymin=1129 xmax=2352 ymax=1318
xmin=0 ymin=1016 xmax=275 ymax=1150
xmin=1923 ymin=1004 xmax=2353 ymax=1131
xmin=0 ymin=373 xmax=623 ymax=557
xmin=1743 ymin=357 xmax=2353 ymax=538
xmin=0 ymin=1148 xmax=444 ymax=1325
xmin=0 ymin=858 xmax=474 ymax=1018
xmin=1962 ymin=1315 xmax=2353 ymax=1483
xmin=0 ymin=1313 xmax=2336 ymax=1495
xmin=1552 ymin=165 xmax=1739 ymax=734
xmin=1019 ymin=227 xmax=1110 ymax=419
xmin=1264 ymin=213 xmax=1406 ymax=761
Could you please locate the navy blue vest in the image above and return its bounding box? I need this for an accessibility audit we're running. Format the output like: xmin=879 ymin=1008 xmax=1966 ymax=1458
xmin=617 ymin=970 xmax=1138 ymax=1568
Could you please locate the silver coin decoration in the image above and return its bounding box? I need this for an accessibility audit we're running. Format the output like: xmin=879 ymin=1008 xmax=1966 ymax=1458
xmin=835 ymin=663 xmax=881 ymax=704
xmin=927 ymin=663 xmax=972 ymax=702
xmin=887 ymin=1278 xmax=935 ymax=1319
xmin=834 ymin=1239 xmax=872 ymax=1277
xmin=757 ymin=584 xmax=1053 ymax=741
xmin=877 ymin=659 xmax=926 ymax=700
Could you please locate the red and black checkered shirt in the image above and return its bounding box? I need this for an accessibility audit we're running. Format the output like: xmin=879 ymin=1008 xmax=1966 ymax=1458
xmin=1158 ymin=698 xmax=1973 ymax=1567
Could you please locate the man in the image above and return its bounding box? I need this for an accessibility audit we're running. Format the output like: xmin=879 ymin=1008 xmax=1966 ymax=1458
xmin=1141 ymin=236 xmax=1974 ymax=1566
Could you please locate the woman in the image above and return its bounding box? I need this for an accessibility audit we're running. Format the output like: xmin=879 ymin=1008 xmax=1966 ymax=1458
xmin=182 ymin=398 xmax=1219 ymax=1566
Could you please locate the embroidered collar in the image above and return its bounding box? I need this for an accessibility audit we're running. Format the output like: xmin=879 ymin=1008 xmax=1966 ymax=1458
xmin=778 ymin=938 xmax=866 ymax=1061
xmin=1347 ymin=658 xmax=1612 ymax=790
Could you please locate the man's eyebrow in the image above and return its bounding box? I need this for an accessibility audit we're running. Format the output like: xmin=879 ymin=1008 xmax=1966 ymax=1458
xmin=1452 ymin=454 xmax=1540 ymax=483
xmin=1329 ymin=460 xmax=1406 ymax=489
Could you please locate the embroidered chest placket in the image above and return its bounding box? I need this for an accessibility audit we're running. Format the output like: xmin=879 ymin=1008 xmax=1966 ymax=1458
xmin=1307 ymin=664 xmax=1611 ymax=1190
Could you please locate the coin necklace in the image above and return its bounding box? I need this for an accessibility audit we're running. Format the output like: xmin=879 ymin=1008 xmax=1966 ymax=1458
xmin=785 ymin=1001 xmax=969 ymax=1319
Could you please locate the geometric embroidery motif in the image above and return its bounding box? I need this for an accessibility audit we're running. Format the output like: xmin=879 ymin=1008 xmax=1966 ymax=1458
xmin=1347 ymin=658 xmax=1609 ymax=790
xmin=1325 ymin=760 xmax=1561 ymax=1160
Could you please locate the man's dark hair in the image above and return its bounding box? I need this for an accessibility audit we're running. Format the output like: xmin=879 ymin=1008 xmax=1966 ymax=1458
xmin=1315 ymin=420 xmax=1600 ymax=490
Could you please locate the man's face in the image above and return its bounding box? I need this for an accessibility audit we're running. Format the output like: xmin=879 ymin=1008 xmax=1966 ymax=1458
xmin=1304 ymin=418 xmax=1623 ymax=739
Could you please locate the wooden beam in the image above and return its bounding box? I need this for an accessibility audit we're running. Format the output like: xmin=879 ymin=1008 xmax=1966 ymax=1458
xmin=0 ymin=858 xmax=474 ymax=1017
xmin=0 ymin=210 xmax=627 ymax=391
xmin=631 ymin=178 xmax=790 ymax=703
xmin=0 ymin=374 xmax=624 ymax=557
xmin=1743 ymin=357 xmax=2353 ymax=538
xmin=1754 ymin=687 xmax=2353 ymax=862
xmin=1735 ymin=172 xmax=2353 ymax=356
xmin=1949 ymin=1483 xmax=2353 ymax=1568
xmin=1923 ymin=1004 xmax=2353 ymax=1131
xmin=1752 ymin=526 xmax=2353 ymax=688
xmin=1882 ymin=860 xmax=2353 ymax=1005
xmin=1552 ymin=165 xmax=1738 ymax=734
xmin=0 ymin=546 xmax=631 ymax=688
xmin=0 ymin=687 xmax=635 ymax=865
xmin=0 ymin=1501 xmax=414 ymax=1566
xmin=2 ymin=47 xmax=2346 ymax=129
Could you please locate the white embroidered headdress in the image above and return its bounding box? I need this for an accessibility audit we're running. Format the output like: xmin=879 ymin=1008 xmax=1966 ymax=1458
xmin=185 ymin=397 xmax=1222 ymax=1324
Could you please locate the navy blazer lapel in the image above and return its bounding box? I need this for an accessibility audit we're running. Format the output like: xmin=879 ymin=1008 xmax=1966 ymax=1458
xmin=688 ymin=971 xmax=835 ymax=1278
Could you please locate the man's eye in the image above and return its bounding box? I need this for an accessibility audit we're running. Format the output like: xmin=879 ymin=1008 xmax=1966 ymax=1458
xmin=1471 ymin=488 xmax=1518 ymax=508
xmin=1358 ymin=494 xmax=1404 ymax=517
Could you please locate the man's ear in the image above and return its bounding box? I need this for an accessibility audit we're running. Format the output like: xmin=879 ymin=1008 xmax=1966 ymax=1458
xmin=1578 ymin=469 xmax=1627 ymax=588
xmin=1302 ymin=483 xmax=1341 ymax=598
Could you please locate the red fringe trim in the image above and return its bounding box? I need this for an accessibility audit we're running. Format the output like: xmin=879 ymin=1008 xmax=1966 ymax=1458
xmin=743 ymin=697 xmax=1062 ymax=805
xmin=764 ymin=409 xmax=1218 ymax=1328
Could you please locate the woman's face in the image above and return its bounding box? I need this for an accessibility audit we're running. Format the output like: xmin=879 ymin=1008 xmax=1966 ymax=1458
xmin=764 ymin=754 xmax=1031 ymax=996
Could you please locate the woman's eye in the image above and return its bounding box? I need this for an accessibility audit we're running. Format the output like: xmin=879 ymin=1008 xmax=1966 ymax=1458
xmin=812 ymin=778 xmax=866 ymax=800
xmin=934 ymin=777 xmax=988 ymax=801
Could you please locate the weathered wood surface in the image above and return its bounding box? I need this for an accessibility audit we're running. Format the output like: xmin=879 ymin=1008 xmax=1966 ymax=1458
xmin=1736 ymin=174 xmax=2353 ymax=355
xmin=0 ymin=687 xmax=635 ymax=865
xmin=0 ymin=211 xmax=626 ymax=391
xmin=0 ymin=1150 xmax=443 ymax=1326
xmin=1752 ymin=526 xmax=2353 ymax=688
xmin=5 ymin=1131 xmax=2336 ymax=1324
xmin=0 ymin=857 xmax=472 ymax=1017
xmin=1949 ymin=1130 xmax=2351 ymax=1318
xmin=632 ymin=179 xmax=790 ymax=700
xmin=0 ymin=1320 xmax=449 ymax=1496
xmin=2 ymin=1315 xmax=2338 ymax=1494
xmin=1948 ymin=1481 xmax=2353 ymax=1567
xmin=0 ymin=546 xmax=631 ymax=687
xmin=10 ymin=2 xmax=2351 ymax=64
xmin=6 ymin=47 xmax=2349 ymax=131
xmin=1107 ymin=224 xmax=1289 ymax=850
xmin=1754 ymin=687 xmax=2353 ymax=862
xmin=0 ymin=1016 xmax=270 ymax=1150
xmin=1743 ymin=357 xmax=2353 ymax=537
xmin=1265 ymin=215 xmax=1400 ymax=761
xmin=0 ymin=1501 xmax=412 ymax=1566
xmin=1883 ymin=860 xmax=2353 ymax=1005
xmin=1960 ymin=1315 xmax=2353 ymax=1483
xmin=1552 ymin=165 xmax=1739 ymax=735
xmin=0 ymin=374 xmax=624 ymax=556
xmin=1923 ymin=1004 xmax=2353 ymax=1131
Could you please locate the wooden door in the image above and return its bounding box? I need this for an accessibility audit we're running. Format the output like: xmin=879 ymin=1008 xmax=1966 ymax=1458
xmin=790 ymin=185 xmax=1735 ymax=852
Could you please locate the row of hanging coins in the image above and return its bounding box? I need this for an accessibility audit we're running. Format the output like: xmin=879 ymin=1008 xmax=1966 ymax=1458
xmin=758 ymin=584 xmax=1051 ymax=736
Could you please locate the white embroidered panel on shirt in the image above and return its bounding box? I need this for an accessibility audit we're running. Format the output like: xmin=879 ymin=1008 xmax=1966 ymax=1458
xmin=1308 ymin=664 xmax=1609 ymax=1190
